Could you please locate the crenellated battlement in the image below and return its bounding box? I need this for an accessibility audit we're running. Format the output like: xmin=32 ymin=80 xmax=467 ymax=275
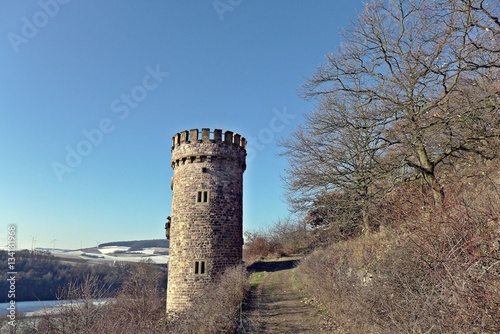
xmin=171 ymin=128 xmax=247 ymax=171
xmin=171 ymin=128 xmax=246 ymax=149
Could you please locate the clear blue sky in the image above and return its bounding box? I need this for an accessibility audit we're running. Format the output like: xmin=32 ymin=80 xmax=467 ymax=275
xmin=0 ymin=0 xmax=365 ymax=250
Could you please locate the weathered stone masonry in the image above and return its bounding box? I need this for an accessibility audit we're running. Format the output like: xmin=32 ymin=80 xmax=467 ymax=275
xmin=166 ymin=128 xmax=246 ymax=313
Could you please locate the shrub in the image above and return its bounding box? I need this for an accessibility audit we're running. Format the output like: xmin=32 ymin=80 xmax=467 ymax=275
xmin=243 ymin=218 xmax=311 ymax=264
xmin=243 ymin=231 xmax=271 ymax=264
xmin=23 ymin=262 xmax=248 ymax=334
xmin=166 ymin=265 xmax=249 ymax=334
xmin=266 ymin=217 xmax=311 ymax=256
xmin=297 ymin=177 xmax=500 ymax=333
xmin=37 ymin=261 xmax=167 ymax=334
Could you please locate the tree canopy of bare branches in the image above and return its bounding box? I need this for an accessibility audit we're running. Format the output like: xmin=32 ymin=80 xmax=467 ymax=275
xmin=282 ymin=0 xmax=499 ymax=232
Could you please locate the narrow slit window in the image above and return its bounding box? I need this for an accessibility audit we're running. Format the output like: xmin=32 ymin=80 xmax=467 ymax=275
xmin=200 ymin=261 xmax=205 ymax=274
xmin=196 ymin=191 xmax=209 ymax=203
xmin=194 ymin=260 xmax=207 ymax=275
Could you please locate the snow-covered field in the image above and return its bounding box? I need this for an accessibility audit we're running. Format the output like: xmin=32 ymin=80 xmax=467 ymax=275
xmin=51 ymin=247 xmax=168 ymax=264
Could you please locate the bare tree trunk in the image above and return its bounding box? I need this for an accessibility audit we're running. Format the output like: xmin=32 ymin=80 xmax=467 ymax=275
xmin=415 ymin=142 xmax=445 ymax=206
xmin=362 ymin=206 xmax=370 ymax=235
xmin=426 ymin=173 xmax=445 ymax=206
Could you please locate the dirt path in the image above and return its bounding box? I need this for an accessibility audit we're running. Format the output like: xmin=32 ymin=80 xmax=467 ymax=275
xmin=243 ymin=257 xmax=331 ymax=333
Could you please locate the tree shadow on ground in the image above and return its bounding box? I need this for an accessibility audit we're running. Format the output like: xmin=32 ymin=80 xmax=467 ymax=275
xmin=246 ymin=259 xmax=299 ymax=273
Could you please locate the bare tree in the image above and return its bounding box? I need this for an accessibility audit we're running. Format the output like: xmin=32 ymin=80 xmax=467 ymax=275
xmin=107 ymin=260 xmax=165 ymax=332
xmin=38 ymin=274 xmax=109 ymax=334
xmin=281 ymin=90 xmax=391 ymax=234
xmin=293 ymin=0 xmax=499 ymax=209
xmin=455 ymin=0 xmax=500 ymax=55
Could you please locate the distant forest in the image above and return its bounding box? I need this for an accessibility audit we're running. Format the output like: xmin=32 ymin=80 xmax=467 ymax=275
xmin=0 ymin=250 xmax=167 ymax=302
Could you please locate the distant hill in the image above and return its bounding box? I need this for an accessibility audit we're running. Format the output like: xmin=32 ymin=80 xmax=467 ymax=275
xmin=98 ymin=239 xmax=169 ymax=251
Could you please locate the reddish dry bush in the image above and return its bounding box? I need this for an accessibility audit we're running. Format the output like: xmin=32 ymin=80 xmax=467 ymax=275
xmin=244 ymin=219 xmax=312 ymax=264
xmin=405 ymin=198 xmax=500 ymax=332
xmin=243 ymin=231 xmax=271 ymax=264
xmin=297 ymin=172 xmax=500 ymax=333
xmin=375 ymin=179 xmax=432 ymax=228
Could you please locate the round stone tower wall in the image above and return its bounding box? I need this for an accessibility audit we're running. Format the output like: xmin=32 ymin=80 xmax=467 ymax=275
xmin=166 ymin=128 xmax=246 ymax=313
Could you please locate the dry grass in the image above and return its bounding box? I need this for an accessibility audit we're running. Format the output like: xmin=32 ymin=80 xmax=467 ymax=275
xmin=36 ymin=261 xmax=166 ymax=334
xmin=166 ymin=265 xmax=249 ymax=334
xmin=31 ymin=263 xmax=248 ymax=334
xmin=297 ymin=171 xmax=500 ymax=333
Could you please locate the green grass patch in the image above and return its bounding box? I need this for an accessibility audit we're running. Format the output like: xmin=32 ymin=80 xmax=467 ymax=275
xmin=248 ymin=272 xmax=265 ymax=289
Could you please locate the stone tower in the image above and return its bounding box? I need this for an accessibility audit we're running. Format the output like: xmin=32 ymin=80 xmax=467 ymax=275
xmin=166 ymin=128 xmax=246 ymax=313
